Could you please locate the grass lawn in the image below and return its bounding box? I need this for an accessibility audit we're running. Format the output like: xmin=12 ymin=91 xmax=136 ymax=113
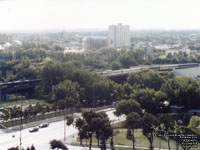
xmin=76 ymin=129 xmax=199 ymax=150
xmin=0 ymin=99 xmax=51 ymax=108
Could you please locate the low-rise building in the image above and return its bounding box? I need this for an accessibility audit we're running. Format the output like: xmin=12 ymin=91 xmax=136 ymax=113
xmin=144 ymin=46 xmax=154 ymax=56
xmin=82 ymin=36 xmax=108 ymax=50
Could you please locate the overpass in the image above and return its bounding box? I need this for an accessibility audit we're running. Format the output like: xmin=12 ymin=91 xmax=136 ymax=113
xmin=99 ymin=63 xmax=199 ymax=77
xmin=0 ymin=79 xmax=41 ymax=101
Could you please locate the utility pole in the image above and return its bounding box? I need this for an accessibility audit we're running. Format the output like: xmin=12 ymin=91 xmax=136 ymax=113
xmin=92 ymin=86 xmax=94 ymax=108
xmin=19 ymin=91 xmax=23 ymax=150
xmin=64 ymin=116 xmax=66 ymax=142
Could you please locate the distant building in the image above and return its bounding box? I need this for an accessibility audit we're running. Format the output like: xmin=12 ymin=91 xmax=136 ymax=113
xmin=66 ymin=42 xmax=82 ymax=48
xmin=108 ymin=23 xmax=130 ymax=48
xmin=0 ymin=45 xmax=4 ymax=50
xmin=165 ymin=49 xmax=192 ymax=56
xmin=144 ymin=46 xmax=154 ymax=57
xmin=82 ymin=36 xmax=108 ymax=50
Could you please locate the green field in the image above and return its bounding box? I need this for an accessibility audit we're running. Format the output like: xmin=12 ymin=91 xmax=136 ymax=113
xmin=76 ymin=129 xmax=199 ymax=150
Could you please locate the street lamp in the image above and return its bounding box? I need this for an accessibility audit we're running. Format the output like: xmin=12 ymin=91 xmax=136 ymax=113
xmin=163 ymin=101 xmax=169 ymax=107
xmin=176 ymin=120 xmax=182 ymax=150
xmin=158 ymin=101 xmax=169 ymax=150
xmin=110 ymin=119 xmax=117 ymax=150
xmin=64 ymin=116 xmax=66 ymax=142
xmin=12 ymin=134 xmax=23 ymax=150
xmin=64 ymin=114 xmax=73 ymax=142
xmin=160 ymin=100 xmax=169 ymax=113
xmin=157 ymin=127 xmax=164 ymax=150
xmin=19 ymin=98 xmax=23 ymax=150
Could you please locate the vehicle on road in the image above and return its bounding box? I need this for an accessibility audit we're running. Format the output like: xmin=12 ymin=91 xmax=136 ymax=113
xmin=29 ymin=127 xmax=39 ymax=133
xmin=39 ymin=123 xmax=49 ymax=128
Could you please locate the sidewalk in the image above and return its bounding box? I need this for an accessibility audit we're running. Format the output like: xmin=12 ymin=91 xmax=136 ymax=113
xmin=68 ymin=142 xmax=177 ymax=150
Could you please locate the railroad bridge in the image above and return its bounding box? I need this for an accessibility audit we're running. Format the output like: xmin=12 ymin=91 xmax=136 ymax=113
xmin=0 ymin=79 xmax=41 ymax=101
xmin=99 ymin=63 xmax=199 ymax=83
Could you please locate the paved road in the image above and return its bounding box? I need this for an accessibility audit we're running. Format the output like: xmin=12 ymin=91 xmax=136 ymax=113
xmin=0 ymin=108 xmax=123 ymax=150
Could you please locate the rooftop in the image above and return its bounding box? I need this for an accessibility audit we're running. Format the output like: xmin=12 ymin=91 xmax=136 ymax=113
xmin=85 ymin=36 xmax=108 ymax=40
xmin=173 ymin=67 xmax=200 ymax=80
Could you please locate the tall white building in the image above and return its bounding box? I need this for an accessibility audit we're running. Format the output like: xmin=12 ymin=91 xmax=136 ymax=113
xmin=108 ymin=23 xmax=130 ymax=48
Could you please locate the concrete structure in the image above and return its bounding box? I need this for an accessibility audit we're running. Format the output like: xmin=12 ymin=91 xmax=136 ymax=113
xmin=82 ymin=36 xmax=108 ymax=50
xmin=108 ymin=23 xmax=130 ymax=48
xmin=144 ymin=46 xmax=154 ymax=58
xmin=99 ymin=63 xmax=199 ymax=77
xmin=188 ymin=109 xmax=200 ymax=116
xmin=165 ymin=49 xmax=192 ymax=56
xmin=173 ymin=66 xmax=200 ymax=80
xmin=0 ymin=79 xmax=41 ymax=101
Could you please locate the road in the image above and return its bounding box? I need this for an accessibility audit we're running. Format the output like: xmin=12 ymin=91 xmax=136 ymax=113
xmin=0 ymin=109 xmax=123 ymax=150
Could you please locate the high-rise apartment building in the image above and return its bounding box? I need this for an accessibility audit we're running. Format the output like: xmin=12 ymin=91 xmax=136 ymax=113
xmin=108 ymin=23 xmax=130 ymax=48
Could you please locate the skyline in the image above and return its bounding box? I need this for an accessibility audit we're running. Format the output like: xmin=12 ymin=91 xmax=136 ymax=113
xmin=1 ymin=0 xmax=200 ymax=32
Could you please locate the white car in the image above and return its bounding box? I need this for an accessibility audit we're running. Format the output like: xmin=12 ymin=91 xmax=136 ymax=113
xmin=29 ymin=127 xmax=39 ymax=133
xmin=39 ymin=123 xmax=49 ymax=128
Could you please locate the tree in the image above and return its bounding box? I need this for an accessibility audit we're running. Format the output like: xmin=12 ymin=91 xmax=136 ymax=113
xmin=159 ymin=114 xmax=176 ymax=150
xmin=131 ymin=88 xmax=167 ymax=114
xmin=26 ymin=147 xmax=31 ymax=150
xmin=111 ymin=62 xmax=121 ymax=70
xmin=8 ymin=147 xmax=19 ymax=150
xmin=30 ymin=145 xmax=36 ymax=150
xmin=122 ymin=83 xmax=133 ymax=99
xmin=119 ymin=53 xmax=137 ymax=68
xmin=66 ymin=116 xmax=74 ymax=126
xmin=50 ymin=140 xmax=68 ymax=150
xmin=161 ymin=77 xmax=200 ymax=109
xmin=93 ymin=112 xmax=112 ymax=149
xmin=51 ymin=80 xmax=80 ymax=102
xmin=82 ymin=110 xmax=98 ymax=150
xmin=75 ymin=118 xmax=87 ymax=145
xmin=76 ymin=111 xmax=112 ymax=150
xmin=16 ymin=68 xmax=38 ymax=80
xmin=40 ymin=61 xmax=74 ymax=98
xmin=188 ymin=116 xmax=200 ymax=131
xmin=125 ymin=112 xmax=141 ymax=150
xmin=127 ymin=69 xmax=173 ymax=90
xmin=115 ymin=99 xmax=142 ymax=116
xmin=142 ymin=113 xmax=158 ymax=150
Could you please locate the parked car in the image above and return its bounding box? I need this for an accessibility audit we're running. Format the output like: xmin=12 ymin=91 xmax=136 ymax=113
xmin=39 ymin=123 xmax=49 ymax=128
xmin=29 ymin=127 xmax=39 ymax=133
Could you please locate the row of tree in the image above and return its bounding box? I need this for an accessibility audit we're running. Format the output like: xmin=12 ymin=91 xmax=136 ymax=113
xmin=73 ymin=101 xmax=199 ymax=150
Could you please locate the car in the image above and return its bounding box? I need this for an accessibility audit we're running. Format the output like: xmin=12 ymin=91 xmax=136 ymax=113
xmin=29 ymin=127 xmax=39 ymax=133
xmin=39 ymin=123 xmax=49 ymax=128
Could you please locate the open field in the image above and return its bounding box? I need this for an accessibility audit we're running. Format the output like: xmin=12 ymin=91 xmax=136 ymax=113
xmin=76 ymin=129 xmax=199 ymax=150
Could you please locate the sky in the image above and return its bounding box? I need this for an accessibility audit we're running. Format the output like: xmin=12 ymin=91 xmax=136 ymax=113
xmin=0 ymin=0 xmax=200 ymax=32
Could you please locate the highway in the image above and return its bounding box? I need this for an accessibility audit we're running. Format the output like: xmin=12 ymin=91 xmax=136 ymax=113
xmin=0 ymin=109 xmax=123 ymax=150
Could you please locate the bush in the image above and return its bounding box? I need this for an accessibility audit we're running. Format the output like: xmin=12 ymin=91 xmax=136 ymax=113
xmin=8 ymin=147 xmax=19 ymax=150
xmin=50 ymin=139 xmax=68 ymax=150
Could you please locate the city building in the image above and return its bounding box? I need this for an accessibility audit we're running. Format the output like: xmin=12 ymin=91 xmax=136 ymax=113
xmin=144 ymin=46 xmax=155 ymax=57
xmin=108 ymin=23 xmax=130 ymax=48
xmin=82 ymin=36 xmax=108 ymax=50
xmin=165 ymin=49 xmax=192 ymax=56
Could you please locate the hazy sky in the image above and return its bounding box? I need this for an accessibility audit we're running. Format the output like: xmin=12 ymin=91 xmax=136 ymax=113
xmin=1 ymin=0 xmax=200 ymax=32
